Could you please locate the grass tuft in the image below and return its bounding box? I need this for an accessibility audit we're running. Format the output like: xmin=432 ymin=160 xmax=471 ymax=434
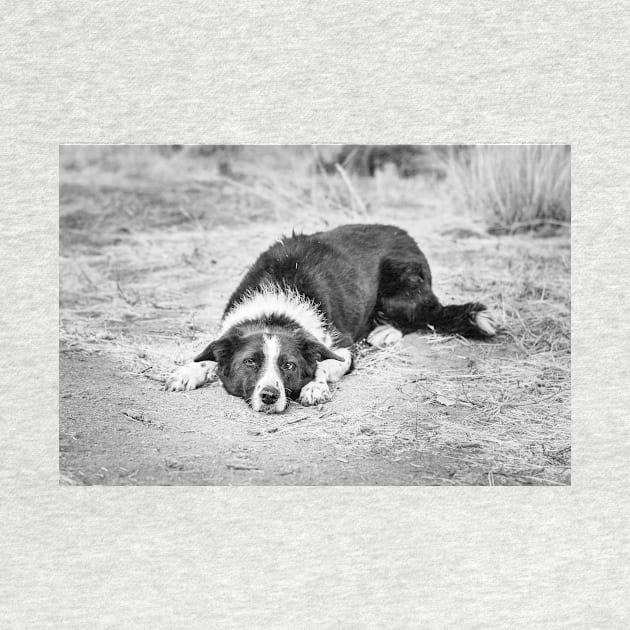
xmin=440 ymin=145 xmax=571 ymax=233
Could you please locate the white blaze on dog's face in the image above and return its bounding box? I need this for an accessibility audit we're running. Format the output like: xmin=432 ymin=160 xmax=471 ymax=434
xmin=251 ymin=334 xmax=287 ymax=413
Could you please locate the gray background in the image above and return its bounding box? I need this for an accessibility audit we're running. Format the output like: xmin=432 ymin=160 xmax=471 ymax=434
xmin=2 ymin=1 xmax=628 ymax=627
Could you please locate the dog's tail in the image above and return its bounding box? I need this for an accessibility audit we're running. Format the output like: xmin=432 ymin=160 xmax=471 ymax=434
xmin=426 ymin=302 xmax=497 ymax=339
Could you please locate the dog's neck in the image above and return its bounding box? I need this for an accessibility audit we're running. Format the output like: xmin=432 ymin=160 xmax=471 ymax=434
xmin=220 ymin=283 xmax=329 ymax=343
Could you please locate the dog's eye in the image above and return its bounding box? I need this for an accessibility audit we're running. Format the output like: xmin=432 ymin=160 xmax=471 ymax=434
xmin=283 ymin=361 xmax=296 ymax=371
xmin=243 ymin=358 xmax=256 ymax=368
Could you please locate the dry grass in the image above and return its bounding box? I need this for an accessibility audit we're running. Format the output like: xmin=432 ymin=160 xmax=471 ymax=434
xmin=440 ymin=145 xmax=571 ymax=233
xmin=60 ymin=145 xmax=570 ymax=485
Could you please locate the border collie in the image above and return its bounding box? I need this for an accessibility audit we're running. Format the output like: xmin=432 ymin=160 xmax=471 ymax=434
xmin=166 ymin=224 xmax=496 ymax=413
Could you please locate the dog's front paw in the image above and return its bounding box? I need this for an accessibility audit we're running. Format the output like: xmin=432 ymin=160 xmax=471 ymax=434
xmin=165 ymin=363 xmax=211 ymax=391
xmin=299 ymin=380 xmax=332 ymax=406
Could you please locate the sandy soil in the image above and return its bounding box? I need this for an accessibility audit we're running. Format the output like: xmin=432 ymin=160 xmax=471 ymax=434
xmin=61 ymin=336 xmax=477 ymax=486
xmin=59 ymin=147 xmax=571 ymax=485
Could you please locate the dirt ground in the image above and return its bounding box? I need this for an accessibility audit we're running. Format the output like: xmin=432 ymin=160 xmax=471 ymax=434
xmin=59 ymin=147 xmax=571 ymax=485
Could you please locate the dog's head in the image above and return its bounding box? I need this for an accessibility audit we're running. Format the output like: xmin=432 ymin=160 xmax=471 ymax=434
xmin=194 ymin=327 xmax=342 ymax=413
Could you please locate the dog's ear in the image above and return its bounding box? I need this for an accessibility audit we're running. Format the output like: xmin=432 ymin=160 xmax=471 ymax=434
xmin=194 ymin=334 xmax=234 ymax=363
xmin=297 ymin=331 xmax=343 ymax=362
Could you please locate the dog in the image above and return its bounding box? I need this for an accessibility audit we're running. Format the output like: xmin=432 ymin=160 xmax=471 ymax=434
xmin=165 ymin=224 xmax=496 ymax=413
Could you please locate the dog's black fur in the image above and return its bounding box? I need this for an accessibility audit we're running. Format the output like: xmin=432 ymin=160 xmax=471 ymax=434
xmin=211 ymin=223 xmax=492 ymax=348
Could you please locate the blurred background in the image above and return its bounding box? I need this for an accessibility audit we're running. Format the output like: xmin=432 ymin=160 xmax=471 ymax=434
xmin=60 ymin=144 xmax=570 ymax=235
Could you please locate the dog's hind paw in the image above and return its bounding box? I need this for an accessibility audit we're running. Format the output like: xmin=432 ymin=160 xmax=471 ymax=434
xmin=299 ymin=380 xmax=332 ymax=406
xmin=473 ymin=310 xmax=497 ymax=337
xmin=367 ymin=324 xmax=403 ymax=347
xmin=165 ymin=362 xmax=212 ymax=391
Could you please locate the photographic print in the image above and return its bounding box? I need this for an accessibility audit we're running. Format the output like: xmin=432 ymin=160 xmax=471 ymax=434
xmin=59 ymin=145 xmax=570 ymax=485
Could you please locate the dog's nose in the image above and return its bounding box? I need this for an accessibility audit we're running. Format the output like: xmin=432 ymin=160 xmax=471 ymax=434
xmin=260 ymin=387 xmax=280 ymax=405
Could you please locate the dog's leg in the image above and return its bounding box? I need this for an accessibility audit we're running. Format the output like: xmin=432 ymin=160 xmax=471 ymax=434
xmin=381 ymin=297 xmax=497 ymax=339
xmin=299 ymin=348 xmax=353 ymax=406
xmin=367 ymin=324 xmax=403 ymax=347
xmin=377 ymin=258 xmax=496 ymax=340
xmin=165 ymin=361 xmax=214 ymax=391
xmin=426 ymin=302 xmax=497 ymax=338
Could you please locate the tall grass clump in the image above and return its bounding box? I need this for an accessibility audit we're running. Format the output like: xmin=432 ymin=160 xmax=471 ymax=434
xmin=442 ymin=145 xmax=571 ymax=233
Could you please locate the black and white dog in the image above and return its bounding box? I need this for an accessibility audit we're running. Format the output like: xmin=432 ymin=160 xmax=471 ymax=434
xmin=166 ymin=224 xmax=495 ymax=413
